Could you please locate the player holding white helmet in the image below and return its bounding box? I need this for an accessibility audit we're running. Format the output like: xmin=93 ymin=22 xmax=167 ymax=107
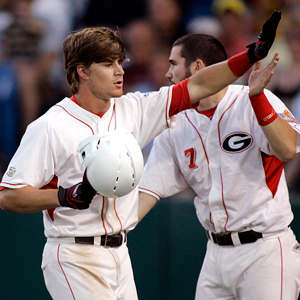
xmin=77 ymin=130 xmax=144 ymax=198
xmin=0 ymin=12 xmax=281 ymax=300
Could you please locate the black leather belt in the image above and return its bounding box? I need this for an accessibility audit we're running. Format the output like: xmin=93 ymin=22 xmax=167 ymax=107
xmin=75 ymin=232 xmax=125 ymax=247
xmin=206 ymin=230 xmax=262 ymax=246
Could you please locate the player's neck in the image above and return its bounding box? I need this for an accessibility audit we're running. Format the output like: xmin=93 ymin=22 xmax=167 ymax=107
xmin=196 ymin=87 xmax=228 ymax=112
xmin=74 ymin=91 xmax=111 ymax=115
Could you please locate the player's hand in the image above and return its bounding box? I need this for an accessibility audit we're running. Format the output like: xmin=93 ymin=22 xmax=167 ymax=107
xmin=248 ymin=52 xmax=279 ymax=96
xmin=58 ymin=172 xmax=96 ymax=210
xmin=247 ymin=10 xmax=281 ymax=63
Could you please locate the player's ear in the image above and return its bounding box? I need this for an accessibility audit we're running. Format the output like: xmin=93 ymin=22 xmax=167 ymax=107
xmin=77 ymin=65 xmax=90 ymax=80
xmin=190 ymin=59 xmax=205 ymax=75
xmin=195 ymin=59 xmax=205 ymax=71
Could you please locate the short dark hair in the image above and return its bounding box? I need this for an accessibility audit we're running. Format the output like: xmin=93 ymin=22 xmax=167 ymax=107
xmin=173 ymin=33 xmax=227 ymax=68
xmin=63 ymin=27 xmax=126 ymax=95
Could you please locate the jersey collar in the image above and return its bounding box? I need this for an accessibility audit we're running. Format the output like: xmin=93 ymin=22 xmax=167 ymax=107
xmin=70 ymin=95 xmax=106 ymax=118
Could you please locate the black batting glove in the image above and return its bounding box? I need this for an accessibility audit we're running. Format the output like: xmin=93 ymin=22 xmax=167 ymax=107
xmin=58 ymin=174 xmax=96 ymax=210
xmin=247 ymin=10 xmax=281 ymax=63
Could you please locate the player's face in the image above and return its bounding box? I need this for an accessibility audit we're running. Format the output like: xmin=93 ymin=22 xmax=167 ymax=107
xmin=166 ymin=45 xmax=192 ymax=84
xmin=86 ymin=59 xmax=125 ymax=100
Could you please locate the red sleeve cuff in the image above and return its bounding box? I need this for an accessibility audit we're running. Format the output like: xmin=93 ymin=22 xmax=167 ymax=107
xmin=228 ymin=51 xmax=254 ymax=77
xmin=250 ymin=92 xmax=278 ymax=126
xmin=170 ymin=78 xmax=199 ymax=116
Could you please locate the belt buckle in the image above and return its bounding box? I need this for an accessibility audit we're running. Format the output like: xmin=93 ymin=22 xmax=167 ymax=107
xmin=213 ymin=232 xmax=233 ymax=246
xmin=102 ymin=233 xmax=123 ymax=248
xmin=214 ymin=233 xmax=225 ymax=245
xmin=113 ymin=233 xmax=123 ymax=247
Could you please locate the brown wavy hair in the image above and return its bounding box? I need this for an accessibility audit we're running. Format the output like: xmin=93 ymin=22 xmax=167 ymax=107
xmin=63 ymin=27 xmax=126 ymax=95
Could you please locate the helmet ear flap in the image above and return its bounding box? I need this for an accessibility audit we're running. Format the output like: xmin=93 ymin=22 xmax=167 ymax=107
xmin=77 ymin=136 xmax=95 ymax=167
xmin=77 ymin=130 xmax=144 ymax=198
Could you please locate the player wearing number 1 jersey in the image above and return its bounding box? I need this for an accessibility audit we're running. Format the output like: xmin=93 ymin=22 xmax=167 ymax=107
xmin=138 ymin=33 xmax=300 ymax=299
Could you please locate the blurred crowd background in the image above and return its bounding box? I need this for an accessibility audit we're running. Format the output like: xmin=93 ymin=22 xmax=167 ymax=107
xmin=1 ymin=0 xmax=300 ymax=201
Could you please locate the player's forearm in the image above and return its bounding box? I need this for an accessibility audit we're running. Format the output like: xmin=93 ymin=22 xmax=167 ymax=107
xmin=138 ymin=191 xmax=158 ymax=223
xmin=262 ymin=117 xmax=297 ymax=162
xmin=0 ymin=186 xmax=60 ymax=213
xmin=188 ymin=60 xmax=239 ymax=104
xmin=249 ymin=87 xmax=297 ymax=161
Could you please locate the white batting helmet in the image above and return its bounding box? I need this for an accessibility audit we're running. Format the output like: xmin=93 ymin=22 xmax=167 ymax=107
xmin=77 ymin=130 xmax=144 ymax=198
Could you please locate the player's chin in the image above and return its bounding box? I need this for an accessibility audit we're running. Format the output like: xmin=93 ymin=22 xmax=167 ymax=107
xmin=110 ymin=88 xmax=123 ymax=98
xmin=113 ymin=89 xmax=123 ymax=98
xmin=112 ymin=84 xmax=123 ymax=97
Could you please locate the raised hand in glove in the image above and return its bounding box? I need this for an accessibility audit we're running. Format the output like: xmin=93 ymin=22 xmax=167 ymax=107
xmin=247 ymin=10 xmax=281 ymax=63
xmin=58 ymin=172 xmax=96 ymax=210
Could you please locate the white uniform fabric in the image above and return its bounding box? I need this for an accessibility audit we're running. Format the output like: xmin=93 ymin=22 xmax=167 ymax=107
xmin=1 ymin=88 xmax=176 ymax=237
xmin=197 ymin=228 xmax=300 ymax=300
xmin=139 ymin=85 xmax=300 ymax=299
xmin=42 ymin=237 xmax=136 ymax=300
xmin=0 ymin=85 xmax=181 ymax=300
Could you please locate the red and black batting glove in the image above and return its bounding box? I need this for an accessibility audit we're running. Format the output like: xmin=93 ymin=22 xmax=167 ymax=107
xmin=58 ymin=173 xmax=96 ymax=210
xmin=247 ymin=10 xmax=281 ymax=63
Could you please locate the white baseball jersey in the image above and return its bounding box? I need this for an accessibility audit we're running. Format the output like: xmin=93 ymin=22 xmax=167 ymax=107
xmin=139 ymin=85 xmax=300 ymax=234
xmin=0 ymin=83 xmax=193 ymax=238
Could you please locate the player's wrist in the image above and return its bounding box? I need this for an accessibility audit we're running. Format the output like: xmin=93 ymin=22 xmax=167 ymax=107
xmin=58 ymin=186 xmax=68 ymax=207
xmin=57 ymin=183 xmax=96 ymax=210
xmin=228 ymin=51 xmax=254 ymax=77
xmin=249 ymin=92 xmax=278 ymax=126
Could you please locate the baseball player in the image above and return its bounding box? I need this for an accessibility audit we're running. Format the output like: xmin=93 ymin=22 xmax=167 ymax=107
xmin=0 ymin=13 xmax=280 ymax=300
xmin=138 ymin=32 xmax=300 ymax=299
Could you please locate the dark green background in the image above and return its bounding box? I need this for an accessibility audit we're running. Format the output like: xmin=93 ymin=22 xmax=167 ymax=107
xmin=1 ymin=197 xmax=300 ymax=300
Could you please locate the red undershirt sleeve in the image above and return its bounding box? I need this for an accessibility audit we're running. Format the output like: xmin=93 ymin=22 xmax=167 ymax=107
xmin=169 ymin=78 xmax=199 ymax=117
